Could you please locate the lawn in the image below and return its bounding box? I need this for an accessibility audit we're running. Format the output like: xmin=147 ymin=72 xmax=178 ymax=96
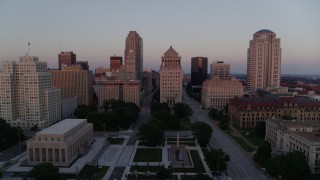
xmin=130 ymin=165 xmax=164 ymax=172
xmin=173 ymin=150 xmax=205 ymax=173
xmin=133 ymin=148 xmax=162 ymax=162
xmin=230 ymin=135 xmax=255 ymax=152
xmin=79 ymin=165 xmax=109 ymax=179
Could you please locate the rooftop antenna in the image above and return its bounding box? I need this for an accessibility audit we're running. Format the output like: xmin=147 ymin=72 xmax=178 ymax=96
xmin=27 ymin=42 xmax=31 ymax=56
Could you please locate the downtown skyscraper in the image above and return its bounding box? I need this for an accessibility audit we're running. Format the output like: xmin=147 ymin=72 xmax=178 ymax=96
xmin=0 ymin=55 xmax=61 ymax=129
xmin=124 ymin=31 xmax=143 ymax=80
xmin=160 ymin=46 xmax=183 ymax=107
xmin=191 ymin=57 xmax=208 ymax=86
xmin=247 ymin=29 xmax=281 ymax=91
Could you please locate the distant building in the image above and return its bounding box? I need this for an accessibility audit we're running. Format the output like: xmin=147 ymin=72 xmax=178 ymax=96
xmin=210 ymin=61 xmax=230 ymax=79
xmin=229 ymin=97 xmax=320 ymax=128
xmin=58 ymin=51 xmax=76 ymax=70
xmin=265 ymin=119 xmax=320 ymax=173
xmin=27 ymin=119 xmax=93 ymax=167
xmin=50 ymin=66 xmax=94 ymax=106
xmin=191 ymin=57 xmax=208 ymax=86
xmin=95 ymin=67 xmax=109 ymax=81
xmin=142 ymin=69 xmax=153 ymax=95
xmin=0 ymin=55 xmax=61 ymax=129
xmin=97 ymin=80 xmax=141 ymax=107
xmin=247 ymin=29 xmax=281 ymax=91
xmin=76 ymin=61 xmax=89 ymax=70
xmin=110 ymin=56 xmax=123 ymax=72
xmin=201 ymin=76 xmax=243 ymax=109
xmin=124 ymin=31 xmax=143 ymax=80
xmin=61 ymin=97 xmax=78 ymax=119
xmin=160 ymin=46 xmax=184 ymax=107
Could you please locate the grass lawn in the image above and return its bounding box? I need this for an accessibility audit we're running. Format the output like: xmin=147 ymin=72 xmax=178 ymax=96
xmin=230 ymin=135 xmax=255 ymax=152
xmin=130 ymin=165 xmax=164 ymax=172
xmin=173 ymin=150 xmax=205 ymax=173
xmin=133 ymin=148 xmax=162 ymax=162
xmin=79 ymin=165 xmax=109 ymax=179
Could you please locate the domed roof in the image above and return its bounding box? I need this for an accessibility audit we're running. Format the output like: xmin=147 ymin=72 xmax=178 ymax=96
xmin=255 ymin=29 xmax=274 ymax=34
xmin=164 ymin=46 xmax=179 ymax=57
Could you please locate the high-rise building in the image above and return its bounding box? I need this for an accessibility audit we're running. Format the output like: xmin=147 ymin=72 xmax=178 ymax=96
xmin=50 ymin=65 xmax=94 ymax=106
xmin=191 ymin=57 xmax=208 ymax=86
xmin=0 ymin=55 xmax=61 ymax=129
xmin=76 ymin=61 xmax=89 ymax=70
xmin=97 ymin=80 xmax=141 ymax=107
xmin=124 ymin=31 xmax=143 ymax=80
xmin=247 ymin=29 xmax=281 ymax=91
xmin=160 ymin=46 xmax=184 ymax=107
xmin=110 ymin=56 xmax=123 ymax=72
xmin=210 ymin=61 xmax=230 ymax=79
xmin=142 ymin=69 xmax=153 ymax=95
xmin=58 ymin=51 xmax=76 ymax=70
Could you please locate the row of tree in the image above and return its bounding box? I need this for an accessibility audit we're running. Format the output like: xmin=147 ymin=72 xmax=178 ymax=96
xmin=254 ymin=141 xmax=310 ymax=180
xmin=0 ymin=118 xmax=24 ymax=151
xmin=208 ymin=108 xmax=230 ymax=131
xmin=74 ymin=100 xmax=140 ymax=131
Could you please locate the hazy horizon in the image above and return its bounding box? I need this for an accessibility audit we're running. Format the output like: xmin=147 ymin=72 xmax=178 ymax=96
xmin=0 ymin=0 xmax=319 ymax=75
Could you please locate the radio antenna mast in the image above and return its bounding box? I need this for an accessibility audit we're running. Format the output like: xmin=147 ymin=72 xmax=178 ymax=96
xmin=27 ymin=42 xmax=31 ymax=55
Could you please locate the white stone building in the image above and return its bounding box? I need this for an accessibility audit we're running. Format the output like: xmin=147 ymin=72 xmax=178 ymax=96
xmin=159 ymin=46 xmax=184 ymax=107
xmin=0 ymin=55 xmax=61 ymax=129
xmin=27 ymin=119 xmax=93 ymax=167
xmin=266 ymin=119 xmax=320 ymax=173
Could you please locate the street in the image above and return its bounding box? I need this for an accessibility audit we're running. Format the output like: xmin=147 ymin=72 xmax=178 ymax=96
xmin=183 ymin=90 xmax=267 ymax=180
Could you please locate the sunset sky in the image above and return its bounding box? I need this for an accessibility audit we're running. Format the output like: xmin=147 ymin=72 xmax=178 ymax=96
xmin=0 ymin=0 xmax=319 ymax=74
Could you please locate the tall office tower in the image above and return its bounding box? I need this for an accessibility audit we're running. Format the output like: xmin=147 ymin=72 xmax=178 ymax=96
xmin=191 ymin=57 xmax=208 ymax=86
xmin=210 ymin=61 xmax=230 ymax=79
xmin=247 ymin=29 xmax=281 ymax=91
xmin=142 ymin=69 xmax=153 ymax=95
xmin=58 ymin=51 xmax=76 ymax=70
xmin=159 ymin=46 xmax=184 ymax=107
xmin=0 ymin=55 xmax=61 ymax=129
xmin=124 ymin=31 xmax=143 ymax=80
xmin=50 ymin=65 xmax=94 ymax=106
xmin=110 ymin=56 xmax=123 ymax=71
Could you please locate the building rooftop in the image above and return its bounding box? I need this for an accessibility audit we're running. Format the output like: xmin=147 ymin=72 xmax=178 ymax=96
xmin=164 ymin=46 xmax=179 ymax=57
xmin=294 ymin=132 xmax=320 ymax=143
xmin=255 ymin=29 xmax=274 ymax=34
xmin=37 ymin=119 xmax=86 ymax=135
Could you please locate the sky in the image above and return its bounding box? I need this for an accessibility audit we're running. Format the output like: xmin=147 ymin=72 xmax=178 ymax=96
xmin=0 ymin=0 xmax=319 ymax=74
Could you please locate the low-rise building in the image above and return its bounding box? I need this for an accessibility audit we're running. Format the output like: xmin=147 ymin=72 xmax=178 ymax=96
xmin=229 ymin=97 xmax=320 ymax=128
xmin=27 ymin=119 xmax=93 ymax=167
xmin=265 ymin=119 xmax=320 ymax=173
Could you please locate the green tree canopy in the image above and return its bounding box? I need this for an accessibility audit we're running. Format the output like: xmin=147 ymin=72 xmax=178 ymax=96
xmin=138 ymin=123 xmax=164 ymax=146
xmin=150 ymin=102 xmax=170 ymax=114
xmin=267 ymin=151 xmax=310 ymax=180
xmin=204 ymin=148 xmax=230 ymax=172
xmin=0 ymin=118 xmax=24 ymax=151
xmin=173 ymin=102 xmax=193 ymax=119
xmin=192 ymin=121 xmax=213 ymax=147
xmin=253 ymin=141 xmax=271 ymax=166
xmin=74 ymin=105 xmax=95 ymax=119
xmin=26 ymin=162 xmax=64 ymax=180
xmin=255 ymin=121 xmax=266 ymax=137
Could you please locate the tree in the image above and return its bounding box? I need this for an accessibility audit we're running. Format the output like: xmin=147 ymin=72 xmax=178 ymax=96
xmin=152 ymin=89 xmax=160 ymax=102
xmin=192 ymin=122 xmax=213 ymax=147
xmin=255 ymin=121 xmax=266 ymax=137
xmin=138 ymin=123 xmax=164 ymax=146
xmin=267 ymin=151 xmax=310 ymax=180
xmin=0 ymin=118 xmax=25 ymax=151
xmin=74 ymin=105 xmax=94 ymax=118
xmin=253 ymin=141 xmax=271 ymax=166
xmin=204 ymin=149 xmax=230 ymax=173
xmin=150 ymin=102 xmax=169 ymax=114
xmin=281 ymin=114 xmax=295 ymax=120
xmin=194 ymin=173 xmax=212 ymax=180
xmin=26 ymin=162 xmax=64 ymax=180
xmin=173 ymin=102 xmax=193 ymax=119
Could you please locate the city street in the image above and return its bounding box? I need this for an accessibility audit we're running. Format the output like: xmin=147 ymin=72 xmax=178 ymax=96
xmin=183 ymin=91 xmax=267 ymax=180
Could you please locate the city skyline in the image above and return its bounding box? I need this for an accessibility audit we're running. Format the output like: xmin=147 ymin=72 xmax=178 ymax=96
xmin=0 ymin=0 xmax=319 ymax=74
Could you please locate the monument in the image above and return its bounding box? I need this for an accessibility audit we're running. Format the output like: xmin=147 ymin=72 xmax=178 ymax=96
xmin=176 ymin=133 xmax=184 ymax=161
